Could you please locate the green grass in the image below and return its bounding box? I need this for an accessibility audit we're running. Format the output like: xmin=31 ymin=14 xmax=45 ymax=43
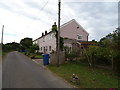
xmin=21 ymin=52 xmax=25 ymax=54
xmin=2 ymin=51 xmax=9 ymax=58
xmin=22 ymin=52 xmax=42 ymax=59
xmin=2 ymin=51 xmax=12 ymax=61
xmin=47 ymin=61 xmax=118 ymax=88
xmin=34 ymin=55 xmax=42 ymax=59
xmin=0 ymin=50 xmax=2 ymax=61
xmin=2 ymin=52 xmax=6 ymax=57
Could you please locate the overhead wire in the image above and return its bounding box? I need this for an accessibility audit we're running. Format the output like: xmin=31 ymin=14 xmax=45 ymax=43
xmin=25 ymin=0 xmax=49 ymax=29
xmin=0 ymin=0 xmax=60 ymax=42
xmin=0 ymin=1 xmax=50 ymax=38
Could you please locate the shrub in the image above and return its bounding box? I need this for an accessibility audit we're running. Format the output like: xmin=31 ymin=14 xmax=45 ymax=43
xmin=82 ymin=46 xmax=112 ymax=66
xmin=64 ymin=46 xmax=80 ymax=61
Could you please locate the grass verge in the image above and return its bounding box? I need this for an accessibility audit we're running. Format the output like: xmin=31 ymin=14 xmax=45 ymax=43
xmin=47 ymin=61 xmax=118 ymax=88
xmin=2 ymin=51 xmax=9 ymax=58
xmin=21 ymin=52 xmax=42 ymax=59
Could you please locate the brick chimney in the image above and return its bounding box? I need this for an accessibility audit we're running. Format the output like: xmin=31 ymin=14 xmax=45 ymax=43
xmin=52 ymin=22 xmax=57 ymax=28
xmin=42 ymin=32 xmax=44 ymax=36
xmin=45 ymin=31 xmax=47 ymax=35
xmin=54 ymin=22 xmax=56 ymax=25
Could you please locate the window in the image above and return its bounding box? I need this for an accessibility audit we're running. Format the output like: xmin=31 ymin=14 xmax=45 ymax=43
xmin=49 ymin=46 xmax=51 ymax=51
xmin=77 ymin=35 xmax=82 ymax=40
xmin=44 ymin=47 xmax=45 ymax=52
xmin=41 ymin=47 xmax=42 ymax=51
xmin=46 ymin=46 xmax=47 ymax=51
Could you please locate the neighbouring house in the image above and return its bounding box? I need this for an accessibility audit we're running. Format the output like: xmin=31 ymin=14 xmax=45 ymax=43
xmin=33 ymin=31 xmax=56 ymax=54
xmin=33 ymin=19 xmax=89 ymax=54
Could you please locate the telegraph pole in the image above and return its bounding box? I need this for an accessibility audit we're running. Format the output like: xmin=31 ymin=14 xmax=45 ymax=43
xmin=57 ymin=0 xmax=61 ymax=66
xmin=1 ymin=25 xmax=4 ymax=44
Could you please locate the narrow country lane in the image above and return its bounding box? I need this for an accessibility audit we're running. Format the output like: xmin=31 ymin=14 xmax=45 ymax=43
xmin=2 ymin=51 xmax=73 ymax=88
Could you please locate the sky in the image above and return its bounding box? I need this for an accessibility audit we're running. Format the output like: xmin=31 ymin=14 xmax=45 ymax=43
xmin=0 ymin=0 xmax=119 ymax=44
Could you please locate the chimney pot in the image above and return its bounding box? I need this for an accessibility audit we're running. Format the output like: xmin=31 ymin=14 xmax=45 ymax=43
xmin=54 ymin=22 xmax=56 ymax=25
xmin=45 ymin=31 xmax=47 ymax=35
xmin=42 ymin=32 xmax=44 ymax=36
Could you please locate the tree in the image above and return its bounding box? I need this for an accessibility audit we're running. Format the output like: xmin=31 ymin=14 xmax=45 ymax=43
xmin=98 ymin=27 xmax=120 ymax=75
xmin=28 ymin=44 xmax=39 ymax=54
xmin=112 ymin=28 xmax=120 ymax=50
xmin=92 ymin=39 xmax=97 ymax=43
xmin=82 ymin=45 xmax=112 ymax=68
xmin=3 ymin=42 xmax=20 ymax=52
xmin=111 ymin=28 xmax=120 ymax=75
xmin=20 ymin=37 xmax=33 ymax=50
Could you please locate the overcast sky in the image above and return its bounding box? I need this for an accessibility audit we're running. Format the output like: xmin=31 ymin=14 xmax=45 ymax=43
xmin=0 ymin=0 xmax=119 ymax=44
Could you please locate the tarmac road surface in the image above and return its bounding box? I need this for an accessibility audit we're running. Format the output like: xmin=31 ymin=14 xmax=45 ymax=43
xmin=2 ymin=51 xmax=73 ymax=88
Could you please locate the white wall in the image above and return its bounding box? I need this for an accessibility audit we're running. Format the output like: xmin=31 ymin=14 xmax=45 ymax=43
xmin=38 ymin=32 xmax=56 ymax=54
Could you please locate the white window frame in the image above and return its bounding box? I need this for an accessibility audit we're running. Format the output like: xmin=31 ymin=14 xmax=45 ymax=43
xmin=77 ymin=34 xmax=82 ymax=40
xmin=41 ymin=47 xmax=42 ymax=51
xmin=46 ymin=46 xmax=47 ymax=51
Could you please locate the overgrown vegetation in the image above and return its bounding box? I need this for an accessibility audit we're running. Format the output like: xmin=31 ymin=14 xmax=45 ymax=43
xmin=2 ymin=42 xmax=20 ymax=52
xmin=2 ymin=37 xmax=40 ymax=59
xmin=64 ymin=46 xmax=80 ymax=61
xmin=19 ymin=37 xmax=40 ymax=59
xmin=48 ymin=61 xmax=118 ymax=88
xmin=63 ymin=27 xmax=120 ymax=76
xmin=20 ymin=37 xmax=33 ymax=51
xmin=82 ymin=46 xmax=112 ymax=66
xmin=52 ymin=22 xmax=64 ymax=51
xmin=81 ymin=28 xmax=120 ymax=76
xmin=2 ymin=42 xmax=20 ymax=57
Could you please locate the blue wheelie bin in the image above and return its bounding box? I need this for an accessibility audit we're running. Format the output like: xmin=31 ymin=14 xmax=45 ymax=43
xmin=42 ymin=54 xmax=49 ymax=65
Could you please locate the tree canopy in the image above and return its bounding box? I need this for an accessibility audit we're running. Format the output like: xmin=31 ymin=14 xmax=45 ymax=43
xmin=20 ymin=37 xmax=33 ymax=50
xmin=3 ymin=42 xmax=20 ymax=52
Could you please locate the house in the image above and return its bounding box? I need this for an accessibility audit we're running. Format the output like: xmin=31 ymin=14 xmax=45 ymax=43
xmin=33 ymin=31 xmax=56 ymax=54
xmin=60 ymin=19 xmax=89 ymax=41
xmin=33 ymin=19 xmax=89 ymax=54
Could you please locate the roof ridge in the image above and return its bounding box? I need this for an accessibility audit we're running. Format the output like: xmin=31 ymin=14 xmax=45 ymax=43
xmin=60 ymin=19 xmax=75 ymax=28
xmin=33 ymin=19 xmax=89 ymax=41
xmin=60 ymin=19 xmax=89 ymax=35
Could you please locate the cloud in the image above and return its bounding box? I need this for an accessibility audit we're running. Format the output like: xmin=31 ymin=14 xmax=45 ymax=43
xmin=25 ymin=2 xmax=43 ymax=9
xmin=0 ymin=0 xmax=118 ymax=44
xmin=62 ymin=2 xmax=118 ymax=41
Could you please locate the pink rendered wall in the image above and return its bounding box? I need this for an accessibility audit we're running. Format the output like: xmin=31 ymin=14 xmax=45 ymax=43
xmin=60 ymin=20 xmax=89 ymax=41
xmin=34 ymin=20 xmax=89 ymax=53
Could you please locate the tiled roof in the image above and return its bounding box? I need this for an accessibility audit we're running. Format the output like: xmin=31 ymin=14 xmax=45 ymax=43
xmin=33 ymin=31 xmax=53 ymax=42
